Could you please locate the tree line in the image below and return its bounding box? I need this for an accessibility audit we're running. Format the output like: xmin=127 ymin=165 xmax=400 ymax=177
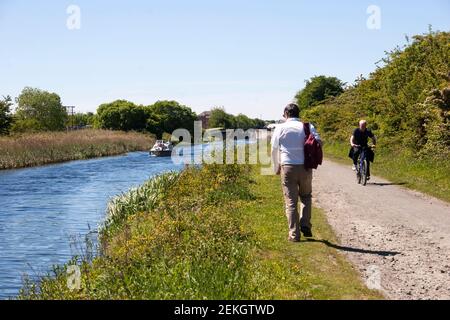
xmin=208 ymin=108 xmax=266 ymax=130
xmin=0 ymin=88 xmax=267 ymax=138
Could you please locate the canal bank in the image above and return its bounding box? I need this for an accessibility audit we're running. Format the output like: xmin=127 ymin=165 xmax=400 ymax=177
xmin=0 ymin=130 xmax=153 ymax=170
xmin=17 ymin=163 xmax=383 ymax=300
xmin=0 ymin=152 xmax=183 ymax=299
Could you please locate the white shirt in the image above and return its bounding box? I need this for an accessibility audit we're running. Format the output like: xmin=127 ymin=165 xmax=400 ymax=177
xmin=271 ymin=118 xmax=321 ymax=172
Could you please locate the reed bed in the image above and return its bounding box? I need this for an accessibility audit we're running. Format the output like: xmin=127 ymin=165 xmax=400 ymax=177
xmin=101 ymin=171 xmax=181 ymax=238
xmin=0 ymin=130 xmax=154 ymax=170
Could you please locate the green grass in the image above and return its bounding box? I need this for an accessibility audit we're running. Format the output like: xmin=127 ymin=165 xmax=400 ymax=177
xmin=18 ymin=164 xmax=382 ymax=300
xmin=323 ymin=142 xmax=450 ymax=203
xmin=244 ymin=171 xmax=383 ymax=300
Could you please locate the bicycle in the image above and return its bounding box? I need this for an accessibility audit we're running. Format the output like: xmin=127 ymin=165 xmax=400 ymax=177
xmin=355 ymin=145 xmax=375 ymax=186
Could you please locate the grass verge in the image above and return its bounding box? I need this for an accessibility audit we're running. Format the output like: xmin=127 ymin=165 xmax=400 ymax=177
xmin=244 ymin=171 xmax=383 ymax=299
xmin=323 ymin=142 xmax=450 ymax=203
xmin=0 ymin=129 xmax=154 ymax=170
xmin=18 ymin=164 xmax=382 ymax=300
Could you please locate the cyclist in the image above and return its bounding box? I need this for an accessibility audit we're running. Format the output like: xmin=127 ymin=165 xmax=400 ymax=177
xmin=349 ymin=120 xmax=377 ymax=180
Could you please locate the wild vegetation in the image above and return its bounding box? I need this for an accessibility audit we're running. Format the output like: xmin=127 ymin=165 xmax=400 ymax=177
xmin=295 ymin=76 xmax=345 ymax=110
xmin=0 ymin=130 xmax=153 ymax=170
xmin=300 ymin=30 xmax=450 ymax=200
xmin=18 ymin=163 xmax=382 ymax=300
xmin=96 ymin=100 xmax=198 ymax=138
xmin=0 ymin=88 xmax=202 ymax=168
xmin=0 ymin=96 xmax=13 ymax=135
xmin=0 ymin=87 xmax=270 ymax=169
xmin=0 ymin=86 xmax=201 ymax=139
xmin=208 ymin=107 xmax=266 ymax=130
xmin=12 ymin=87 xmax=68 ymax=133
xmin=9 ymin=30 xmax=450 ymax=301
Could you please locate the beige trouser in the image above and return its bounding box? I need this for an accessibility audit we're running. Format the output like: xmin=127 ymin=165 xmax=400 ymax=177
xmin=281 ymin=165 xmax=313 ymax=240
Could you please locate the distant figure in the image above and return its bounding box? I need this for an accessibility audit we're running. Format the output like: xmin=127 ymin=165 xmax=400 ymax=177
xmin=349 ymin=120 xmax=377 ymax=179
xmin=271 ymin=103 xmax=322 ymax=242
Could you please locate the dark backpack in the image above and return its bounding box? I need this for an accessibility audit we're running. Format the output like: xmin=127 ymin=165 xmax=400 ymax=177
xmin=303 ymin=122 xmax=323 ymax=170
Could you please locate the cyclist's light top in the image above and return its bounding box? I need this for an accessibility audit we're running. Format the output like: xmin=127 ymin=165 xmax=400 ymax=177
xmin=271 ymin=118 xmax=321 ymax=170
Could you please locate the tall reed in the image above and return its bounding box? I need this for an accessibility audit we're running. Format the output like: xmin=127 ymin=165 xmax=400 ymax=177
xmin=0 ymin=130 xmax=154 ymax=170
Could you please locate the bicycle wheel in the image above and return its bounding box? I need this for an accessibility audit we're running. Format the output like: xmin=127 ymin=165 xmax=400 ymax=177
xmin=356 ymin=162 xmax=361 ymax=184
xmin=361 ymin=160 xmax=368 ymax=186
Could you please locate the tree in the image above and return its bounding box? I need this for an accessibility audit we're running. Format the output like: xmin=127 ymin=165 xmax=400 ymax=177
xmin=208 ymin=108 xmax=265 ymax=130
xmin=145 ymin=112 xmax=164 ymax=138
xmin=67 ymin=112 xmax=95 ymax=128
xmin=97 ymin=100 xmax=148 ymax=131
xmin=234 ymin=114 xmax=254 ymax=130
xmin=208 ymin=107 xmax=235 ymax=129
xmin=253 ymin=118 xmax=266 ymax=129
xmin=147 ymin=101 xmax=197 ymax=137
xmin=95 ymin=99 xmax=197 ymax=137
xmin=295 ymin=76 xmax=345 ymax=110
xmin=15 ymin=87 xmax=67 ymax=131
xmin=84 ymin=112 xmax=95 ymax=126
xmin=0 ymin=96 xmax=13 ymax=135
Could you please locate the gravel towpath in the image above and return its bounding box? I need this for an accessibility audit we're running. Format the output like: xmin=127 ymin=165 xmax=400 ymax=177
xmin=313 ymin=160 xmax=450 ymax=300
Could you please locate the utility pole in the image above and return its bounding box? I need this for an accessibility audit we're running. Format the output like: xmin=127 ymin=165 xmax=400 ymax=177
xmin=65 ymin=106 xmax=75 ymax=130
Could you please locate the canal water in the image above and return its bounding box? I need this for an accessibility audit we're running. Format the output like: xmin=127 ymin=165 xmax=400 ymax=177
xmin=0 ymin=152 xmax=184 ymax=299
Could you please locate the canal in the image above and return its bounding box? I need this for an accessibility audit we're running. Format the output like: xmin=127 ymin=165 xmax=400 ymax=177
xmin=0 ymin=151 xmax=184 ymax=299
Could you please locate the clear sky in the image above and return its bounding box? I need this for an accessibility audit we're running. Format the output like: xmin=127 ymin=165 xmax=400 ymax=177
xmin=0 ymin=0 xmax=449 ymax=120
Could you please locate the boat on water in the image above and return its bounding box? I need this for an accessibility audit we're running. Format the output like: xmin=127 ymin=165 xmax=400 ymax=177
xmin=150 ymin=140 xmax=174 ymax=157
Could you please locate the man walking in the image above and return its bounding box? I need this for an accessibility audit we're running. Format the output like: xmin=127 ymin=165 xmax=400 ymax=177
xmin=271 ymin=104 xmax=322 ymax=242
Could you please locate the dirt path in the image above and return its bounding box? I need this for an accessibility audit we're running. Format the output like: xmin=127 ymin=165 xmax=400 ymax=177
xmin=312 ymin=160 xmax=450 ymax=300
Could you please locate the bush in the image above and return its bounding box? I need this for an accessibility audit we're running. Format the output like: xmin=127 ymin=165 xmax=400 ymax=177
xmin=301 ymin=30 xmax=450 ymax=160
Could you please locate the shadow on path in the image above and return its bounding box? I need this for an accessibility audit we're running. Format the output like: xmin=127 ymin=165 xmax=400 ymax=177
xmin=303 ymin=239 xmax=401 ymax=257
xmin=367 ymin=182 xmax=408 ymax=187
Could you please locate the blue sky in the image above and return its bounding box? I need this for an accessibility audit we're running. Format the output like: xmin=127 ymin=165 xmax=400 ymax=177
xmin=0 ymin=0 xmax=449 ymax=120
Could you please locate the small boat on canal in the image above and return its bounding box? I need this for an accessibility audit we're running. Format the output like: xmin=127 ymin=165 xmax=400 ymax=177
xmin=150 ymin=140 xmax=174 ymax=157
